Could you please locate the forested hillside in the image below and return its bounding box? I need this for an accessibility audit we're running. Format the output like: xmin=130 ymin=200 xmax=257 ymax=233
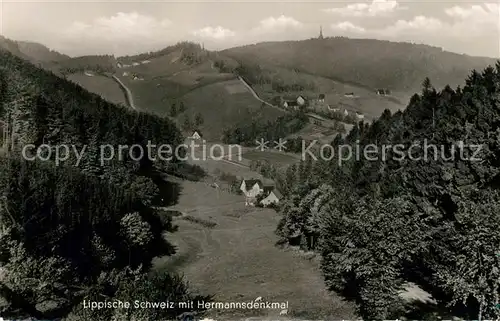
xmin=275 ymin=63 xmax=500 ymax=320
xmin=0 ymin=50 xmax=210 ymax=320
xmin=16 ymin=41 xmax=70 ymax=63
xmin=0 ymin=36 xmax=69 ymax=67
xmin=223 ymin=37 xmax=496 ymax=93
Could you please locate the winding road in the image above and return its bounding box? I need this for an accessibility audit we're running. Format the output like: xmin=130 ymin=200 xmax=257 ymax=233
xmin=112 ymin=75 xmax=137 ymax=110
xmin=237 ymin=76 xmax=284 ymax=112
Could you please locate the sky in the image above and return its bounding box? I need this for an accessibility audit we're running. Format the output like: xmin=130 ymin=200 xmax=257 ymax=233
xmin=0 ymin=0 xmax=499 ymax=58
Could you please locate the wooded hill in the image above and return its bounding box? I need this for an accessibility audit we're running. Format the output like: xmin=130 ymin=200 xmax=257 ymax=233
xmin=0 ymin=49 xmax=210 ymax=320
xmin=223 ymin=37 xmax=496 ymax=93
xmin=0 ymin=36 xmax=69 ymax=65
xmin=274 ymin=63 xmax=500 ymax=320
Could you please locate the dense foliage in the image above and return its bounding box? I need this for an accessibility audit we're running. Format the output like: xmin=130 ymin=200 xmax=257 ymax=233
xmin=221 ymin=111 xmax=308 ymax=145
xmin=118 ymin=42 xmax=205 ymax=65
xmin=0 ymin=50 xmax=210 ymax=320
xmin=58 ymin=55 xmax=117 ymax=75
xmin=276 ymin=65 xmax=500 ymax=320
xmin=224 ymin=37 xmax=496 ymax=92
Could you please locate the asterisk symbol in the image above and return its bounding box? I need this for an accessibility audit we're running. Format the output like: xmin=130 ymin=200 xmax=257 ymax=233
xmin=273 ymin=138 xmax=287 ymax=152
xmin=255 ymin=138 xmax=269 ymax=151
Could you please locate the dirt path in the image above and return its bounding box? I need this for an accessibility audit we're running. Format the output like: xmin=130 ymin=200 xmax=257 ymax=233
xmin=111 ymin=75 xmax=137 ymax=110
xmin=155 ymin=180 xmax=357 ymax=320
xmin=237 ymin=76 xmax=284 ymax=113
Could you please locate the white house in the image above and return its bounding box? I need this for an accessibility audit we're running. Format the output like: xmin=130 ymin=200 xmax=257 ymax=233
xmin=283 ymin=100 xmax=299 ymax=110
xmin=344 ymin=92 xmax=355 ymax=98
xmin=343 ymin=109 xmax=349 ymax=116
xmin=240 ymin=179 xmax=281 ymax=206
xmin=132 ymin=62 xmax=140 ymax=66
xmin=84 ymin=71 xmax=94 ymax=77
xmin=240 ymin=179 xmax=264 ymax=206
xmin=356 ymin=112 xmax=365 ymax=120
xmin=190 ymin=130 xmax=202 ymax=140
xmin=260 ymin=188 xmax=282 ymax=207
xmin=116 ymin=62 xmax=123 ymax=68
xmin=296 ymin=95 xmax=306 ymax=106
xmin=122 ymin=71 xmax=130 ymax=76
xmin=318 ymin=94 xmax=325 ymax=103
xmin=328 ymin=105 xmax=340 ymax=112
xmin=376 ymin=89 xmax=390 ymax=96
xmin=141 ymin=60 xmax=151 ymax=64
xmin=283 ymin=95 xmax=306 ymax=109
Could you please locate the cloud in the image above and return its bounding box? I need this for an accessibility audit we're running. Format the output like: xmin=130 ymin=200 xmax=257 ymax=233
xmin=331 ymin=22 xmax=366 ymax=33
xmin=344 ymin=3 xmax=499 ymax=57
xmin=378 ymin=3 xmax=498 ymax=39
xmin=60 ymin=12 xmax=176 ymax=55
xmin=445 ymin=3 xmax=499 ymax=21
xmin=191 ymin=26 xmax=235 ymax=40
xmin=253 ymin=15 xmax=303 ymax=33
xmin=442 ymin=2 xmax=499 ymax=37
xmin=65 ymin=12 xmax=172 ymax=41
xmin=323 ymin=0 xmax=403 ymax=17
xmin=380 ymin=16 xmax=443 ymax=36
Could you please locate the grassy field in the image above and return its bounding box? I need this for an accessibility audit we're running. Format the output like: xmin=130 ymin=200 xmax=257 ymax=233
xmin=66 ymin=73 xmax=127 ymax=106
xmin=178 ymin=79 xmax=285 ymax=141
xmin=242 ymin=150 xmax=300 ymax=165
xmin=253 ymin=68 xmax=405 ymax=121
xmin=154 ymin=179 xmax=357 ymax=320
xmin=114 ymin=52 xmax=285 ymax=141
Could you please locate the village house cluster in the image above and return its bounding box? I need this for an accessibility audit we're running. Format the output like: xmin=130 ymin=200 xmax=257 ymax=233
xmin=280 ymin=93 xmax=365 ymax=120
xmin=116 ymin=60 xmax=150 ymax=80
xmin=240 ymin=179 xmax=282 ymax=207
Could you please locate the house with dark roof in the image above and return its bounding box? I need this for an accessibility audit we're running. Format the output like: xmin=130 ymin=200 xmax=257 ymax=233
xmin=260 ymin=186 xmax=282 ymax=207
xmin=282 ymin=95 xmax=307 ymax=109
xmin=240 ymin=179 xmax=282 ymax=206
xmin=296 ymin=95 xmax=306 ymax=106
xmin=318 ymin=94 xmax=325 ymax=103
xmin=240 ymin=179 xmax=264 ymax=206
xmin=376 ymin=89 xmax=391 ymax=96
xmin=283 ymin=100 xmax=299 ymax=109
xmin=190 ymin=130 xmax=202 ymax=140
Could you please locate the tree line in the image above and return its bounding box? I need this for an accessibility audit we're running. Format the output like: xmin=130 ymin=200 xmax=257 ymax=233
xmin=221 ymin=111 xmax=308 ymax=145
xmin=0 ymin=50 xmax=211 ymax=320
xmin=275 ymin=64 xmax=500 ymax=320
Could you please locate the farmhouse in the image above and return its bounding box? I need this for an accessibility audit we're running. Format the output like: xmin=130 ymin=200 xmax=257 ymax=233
xmin=240 ymin=179 xmax=264 ymax=206
xmin=283 ymin=100 xmax=299 ymax=110
xmin=190 ymin=130 xmax=202 ymax=140
xmin=122 ymin=71 xmax=130 ymax=76
xmin=132 ymin=62 xmax=140 ymax=66
xmin=141 ymin=60 xmax=151 ymax=64
xmin=343 ymin=109 xmax=349 ymax=116
xmin=283 ymin=95 xmax=306 ymax=109
xmin=318 ymin=94 xmax=325 ymax=103
xmin=116 ymin=62 xmax=123 ymax=68
xmin=240 ymin=179 xmax=281 ymax=206
xmin=376 ymin=89 xmax=391 ymax=95
xmin=328 ymin=105 xmax=340 ymax=112
xmin=84 ymin=71 xmax=94 ymax=77
xmin=344 ymin=92 xmax=355 ymax=98
xmin=356 ymin=111 xmax=365 ymax=120
xmin=296 ymin=95 xmax=306 ymax=106
xmin=260 ymin=187 xmax=282 ymax=207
